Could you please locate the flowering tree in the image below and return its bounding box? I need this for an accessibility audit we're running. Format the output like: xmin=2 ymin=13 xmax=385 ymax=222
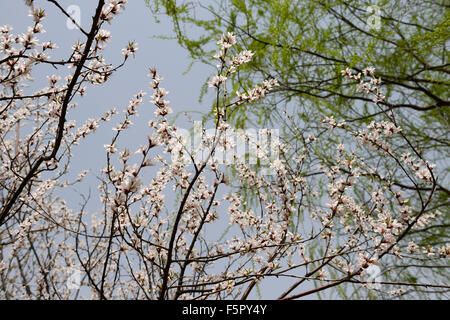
xmin=0 ymin=1 xmax=448 ymax=300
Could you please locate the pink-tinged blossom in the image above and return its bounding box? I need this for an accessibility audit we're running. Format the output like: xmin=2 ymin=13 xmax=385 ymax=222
xmin=41 ymin=40 xmax=58 ymax=50
xmin=388 ymin=289 xmax=406 ymax=296
xmin=342 ymin=66 xmax=385 ymax=103
xmin=438 ymin=244 xmax=450 ymax=257
xmin=317 ymin=269 xmax=328 ymax=280
xmin=423 ymin=246 xmax=435 ymax=257
xmin=407 ymin=241 xmax=419 ymax=254
xmin=104 ymin=143 xmax=117 ymax=154
xmin=0 ymin=24 xmax=12 ymax=33
xmin=231 ymin=50 xmax=254 ymax=67
xmin=341 ymin=67 xmax=352 ymax=79
xmin=121 ymin=41 xmax=138 ymax=58
xmin=208 ymin=75 xmax=227 ymax=87
xmin=363 ymin=67 xmax=375 ymax=75
xmin=217 ymin=32 xmax=236 ymax=49
xmin=95 ymin=29 xmax=111 ymax=43
xmin=29 ymin=7 xmax=46 ymax=22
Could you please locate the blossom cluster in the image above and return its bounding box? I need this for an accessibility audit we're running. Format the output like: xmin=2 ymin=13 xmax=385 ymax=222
xmin=209 ymin=32 xmax=279 ymax=112
xmin=341 ymin=67 xmax=385 ymax=103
